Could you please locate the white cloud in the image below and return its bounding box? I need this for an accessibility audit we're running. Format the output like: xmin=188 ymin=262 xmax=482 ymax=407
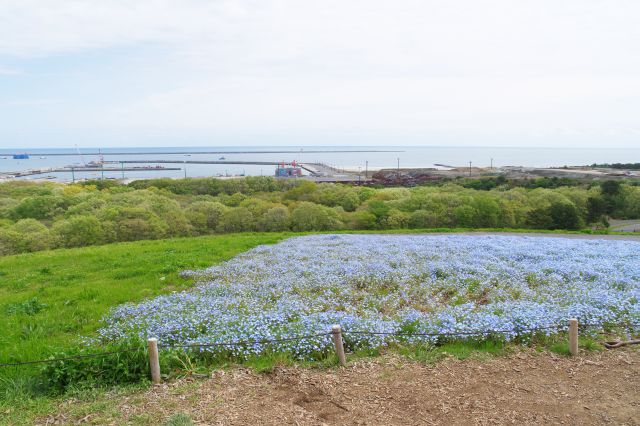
xmin=1 ymin=0 xmax=639 ymax=147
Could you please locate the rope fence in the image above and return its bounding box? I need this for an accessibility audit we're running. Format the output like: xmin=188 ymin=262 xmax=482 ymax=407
xmin=1 ymin=320 xmax=638 ymax=382
xmin=0 ymin=348 xmax=142 ymax=368
xmin=157 ymin=332 xmax=331 ymax=350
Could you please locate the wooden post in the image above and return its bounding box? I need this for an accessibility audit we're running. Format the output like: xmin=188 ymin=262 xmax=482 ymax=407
xmin=148 ymin=338 xmax=161 ymax=384
xmin=332 ymin=325 xmax=346 ymax=366
xmin=568 ymin=319 xmax=578 ymax=356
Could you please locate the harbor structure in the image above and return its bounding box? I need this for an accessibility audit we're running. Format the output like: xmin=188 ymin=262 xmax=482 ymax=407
xmin=275 ymin=160 xmax=303 ymax=177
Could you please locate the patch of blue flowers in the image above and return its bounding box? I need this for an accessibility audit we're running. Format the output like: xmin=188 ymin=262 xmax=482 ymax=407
xmin=97 ymin=235 xmax=640 ymax=358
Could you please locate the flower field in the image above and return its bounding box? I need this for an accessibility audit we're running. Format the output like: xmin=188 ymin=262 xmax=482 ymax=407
xmin=98 ymin=235 xmax=640 ymax=357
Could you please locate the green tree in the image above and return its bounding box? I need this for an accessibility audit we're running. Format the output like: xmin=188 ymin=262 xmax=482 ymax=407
xmin=217 ymin=209 xmax=255 ymax=233
xmin=11 ymin=219 xmax=54 ymax=252
xmin=471 ymin=197 xmax=501 ymax=227
xmin=454 ymin=205 xmax=476 ymax=227
xmin=548 ymin=202 xmax=583 ymax=230
xmin=11 ymin=195 xmax=64 ymax=220
xmin=346 ymin=211 xmax=377 ymax=229
xmin=408 ymin=210 xmax=439 ymax=229
xmin=367 ymin=200 xmax=391 ymax=227
xmin=289 ymin=202 xmax=342 ymax=231
xmin=586 ymin=196 xmax=607 ymax=223
xmin=52 ymin=216 xmax=104 ymax=247
xmin=0 ymin=227 xmax=21 ymax=255
xmin=386 ymin=209 xmax=410 ymax=229
xmin=257 ymin=206 xmax=290 ymax=231
xmin=185 ymin=201 xmax=228 ymax=234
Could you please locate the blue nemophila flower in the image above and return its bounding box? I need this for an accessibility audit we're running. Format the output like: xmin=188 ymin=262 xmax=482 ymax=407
xmin=96 ymin=235 xmax=640 ymax=358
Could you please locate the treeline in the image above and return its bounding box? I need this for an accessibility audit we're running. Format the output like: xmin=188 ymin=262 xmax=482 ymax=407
xmin=0 ymin=176 xmax=638 ymax=256
xmin=590 ymin=163 xmax=640 ymax=170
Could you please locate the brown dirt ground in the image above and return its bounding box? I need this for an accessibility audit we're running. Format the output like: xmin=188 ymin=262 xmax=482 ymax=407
xmin=42 ymin=348 xmax=640 ymax=425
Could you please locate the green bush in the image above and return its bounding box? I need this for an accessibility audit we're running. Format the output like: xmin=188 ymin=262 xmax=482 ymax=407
xmin=39 ymin=339 xmax=149 ymax=393
xmin=258 ymin=206 xmax=290 ymax=231
xmin=1 ymin=177 xmax=639 ymax=256
xmin=52 ymin=215 xmax=104 ymax=247
xmin=11 ymin=219 xmax=55 ymax=252
xmin=217 ymin=208 xmax=255 ymax=233
xmin=290 ymin=202 xmax=342 ymax=231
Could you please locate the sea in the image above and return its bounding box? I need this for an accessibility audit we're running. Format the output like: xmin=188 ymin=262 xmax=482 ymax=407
xmin=0 ymin=146 xmax=637 ymax=182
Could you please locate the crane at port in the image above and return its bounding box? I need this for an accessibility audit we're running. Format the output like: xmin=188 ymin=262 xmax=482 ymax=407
xmin=74 ymin=144 xmax=86 ymax=166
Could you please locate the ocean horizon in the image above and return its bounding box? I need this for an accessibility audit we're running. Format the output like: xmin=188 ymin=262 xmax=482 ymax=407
xmin=1 ymin=146 xmax=638 ymax=182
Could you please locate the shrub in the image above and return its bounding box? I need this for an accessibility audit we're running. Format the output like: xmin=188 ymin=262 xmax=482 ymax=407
xmin=52 ymin=216 xmax=104 ymax=247
xmin=408 ymin=210 xmax=439 ymax=229
xmin=11 ymin=195 xmax=64 ymax=220
xmin=39 ymin=339 xmax=149 ymax=393
xmin=11 ymin=219 xmax=54 ymax=252
xmin=257 ymin=206 xmax=290 ymax=232
xmin=385 ymin=209 xmax=410 ymax=228
xmin=549 ymin=202 xmax=583 ymax=230
xmin=289 ymin=202 xmax=342 ymax=231
xmin=185 ymin=201 xmax=228 ymax=234
xmin=217 ymin=209 xmax=255 ymax=233
xmin=0 ymin=227 xmax=21 ymax=255
xmin=346 ymin=211 xmax=377 ymax=230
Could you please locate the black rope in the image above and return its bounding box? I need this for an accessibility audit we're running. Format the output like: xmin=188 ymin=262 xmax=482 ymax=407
xmin=3 ymin=320 xmax=637 ymax=368
xmin=342 ymin=324 xmax=563 ymax=338
xmin=158 ymin=332 xmax=332 ymax=350
xmin=581 ymin=322 xmax=640 ymax=329
xmin=0 ymin=348 xmax=142 ymax=368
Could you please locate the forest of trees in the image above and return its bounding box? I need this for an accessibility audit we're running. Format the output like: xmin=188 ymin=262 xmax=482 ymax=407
xmin=0 ymin=176 xmax=638 ymax=256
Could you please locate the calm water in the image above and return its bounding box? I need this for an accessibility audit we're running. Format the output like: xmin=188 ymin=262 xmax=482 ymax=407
xmin=0 ymin=146 xmax=637 ymax=182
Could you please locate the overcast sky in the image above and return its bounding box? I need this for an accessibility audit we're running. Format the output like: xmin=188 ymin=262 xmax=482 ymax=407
xmin=1 ymin=0 xmax=639 ymax=148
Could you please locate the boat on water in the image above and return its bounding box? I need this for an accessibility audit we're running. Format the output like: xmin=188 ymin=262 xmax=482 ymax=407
xmin=39 ymin=156 xmax=47 ymax=159
xmin=1 ymin=157 xmax=7 ymax=160
xmin=219 ymin=156 xmax=226 ymax=160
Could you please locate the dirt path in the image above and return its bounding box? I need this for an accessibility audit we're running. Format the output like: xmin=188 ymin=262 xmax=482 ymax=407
xmin=43 ymin=349 xmax=640 ymax=425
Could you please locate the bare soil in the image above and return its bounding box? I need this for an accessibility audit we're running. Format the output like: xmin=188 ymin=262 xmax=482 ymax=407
xmin=42 ymin=348 xmax=640 ymax=425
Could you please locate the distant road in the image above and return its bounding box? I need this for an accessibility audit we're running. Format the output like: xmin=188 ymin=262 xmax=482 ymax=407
xmin=454 ymin=231 xmax=640 ymax=241
xmin=609 ymin=220 xmax=640 ymax=233
xmin=19 ymin=149 xmax=403 ymax=156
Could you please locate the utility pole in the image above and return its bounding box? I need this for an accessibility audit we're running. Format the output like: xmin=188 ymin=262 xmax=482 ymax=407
xmin=365 ymin=160 xmax=368 ymax=179
xmin=71 ymin=167 xmax=75 ymax=183
xmin=121 ymin=162 xmax=125 ymax=179
xmin=397 ymin=158 xmax=400 ymax=172
xmin=469 ymin=161 xmax=472 ymax=176
xmin=490 ymin=158 xmax=493 ymax=170
xmin=184 ymin=167 xmax=187 ymax=178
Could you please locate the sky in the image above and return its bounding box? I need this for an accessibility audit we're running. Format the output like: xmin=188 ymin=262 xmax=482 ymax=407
xmin=1 ymin=0 xmax=639 ymax=149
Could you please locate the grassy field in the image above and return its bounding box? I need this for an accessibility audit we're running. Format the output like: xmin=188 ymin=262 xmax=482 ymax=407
xmin=1 ymin=229 xmax=634 ymax=425
xmin=0 ymin=227 xmax=633 ymax=365
xmin=0 ymin=232 xmax=296 ymax=424
xmin=0 ymin=233 xmax=293 ymax=366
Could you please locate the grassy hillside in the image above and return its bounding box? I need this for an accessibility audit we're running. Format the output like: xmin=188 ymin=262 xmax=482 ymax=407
xmin=0 ymin=230 xmax=634 ymax=425
xmin=0 ymin=233 xmax=291 ymax=366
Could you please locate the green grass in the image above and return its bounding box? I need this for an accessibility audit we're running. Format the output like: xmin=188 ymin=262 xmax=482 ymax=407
xmin=0 ymin=233 xmax=292 ymax=369
xmin=1 ymin=227 xmax=631 ymax=368
xmin=0 ymin=232 xmax=295 ymax=425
